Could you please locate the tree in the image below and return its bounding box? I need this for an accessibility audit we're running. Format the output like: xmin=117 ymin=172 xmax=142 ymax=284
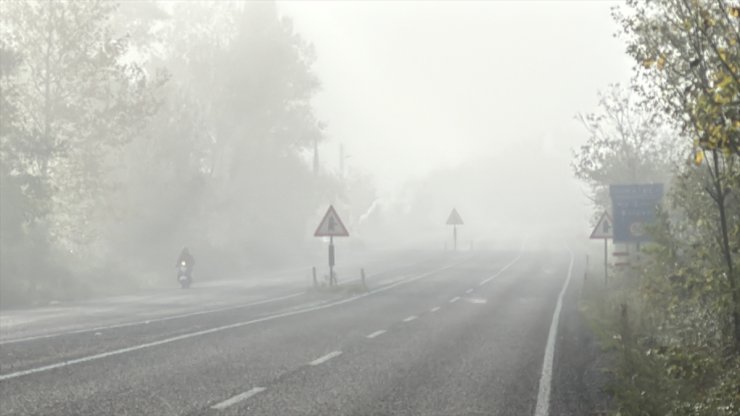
xmin=0 ymin=44 xmax=48 ymax=306
xmin=197 ymin=1 xmax=327 ymax=259
xmin=615 ymin=0 xmax=740 ymax=350
xmin=572 ymin=84 xmax=678 ymax=214
xmin=110 ymin=1 xmax=330 ymax=274
xmin=0 ymin=1 xmax=162 ymax=300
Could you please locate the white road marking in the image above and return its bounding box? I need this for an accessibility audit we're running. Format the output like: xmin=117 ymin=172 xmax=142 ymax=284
xmin=0 ymin=292 xmax=305 ymax=345
xmin=0 ymin=259 xmax=468 ymax=381
xmin=430 ymin=306 xmax=441 ymax=313
xmin=211 ymin=387 xmax=266 ymax=410
xmin=449 ymin=296 xmax=460 ymax=303
xmin=534 ymin=248 xmax=575 ymax=416
xmin=464 ymin=297 xmax=488 ymax=304
xmin=478 ymin=252 xmax=524 ymax=286
xmin=309 ymin=350 xmax=342 ymax=366
xmin=366 ymin=330 xmax=386 ymax=339
xmin=402 ymin=315 xmax=418 ymax=322
xmin=465 ymin=288 xmax=474 ymax=294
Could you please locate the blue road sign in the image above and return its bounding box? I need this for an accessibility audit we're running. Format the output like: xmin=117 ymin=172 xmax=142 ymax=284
xmin=609 ymin=184 xmax=664 ymax=243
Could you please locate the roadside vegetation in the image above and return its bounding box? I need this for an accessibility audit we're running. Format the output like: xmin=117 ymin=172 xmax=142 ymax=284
xmin=0 ymin=1 xmax=380 ymax=308
xmin=574 ymin=1 xmax=739 ymax=414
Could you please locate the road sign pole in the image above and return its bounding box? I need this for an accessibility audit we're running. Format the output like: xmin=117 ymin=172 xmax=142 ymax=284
xmin=590 ymin=212 xmax=613 ymax=288
xmin=453 ymin=225 xmax=457 ymax=251
xmin=446 ymin=208 xmax=464 ymax=252
xmin=314 ymin=205 xmax=348 ymax=287
xmin=604 ymin=238 xmax=608 ymax=287
xmin=329 ymin=235 xmax=335 ymax=286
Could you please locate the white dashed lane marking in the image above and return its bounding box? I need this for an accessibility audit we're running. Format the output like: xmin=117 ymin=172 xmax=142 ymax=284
xmin=449 ymin=297 xmax=460 ymax=303
xmin=465 ymin=288 xmax=473 ymax=294
xmin=309 ymin=351 xmax=343 ymax=366
xmin=211 ymin=387 xmax=266 ymax=410
xmin=366 ymin=330 xmax=386 ymax=339
xmin=430 ymin=306 xmax=441 ymax=313
xmin=402 ymin=315 xmax=418 ymax=323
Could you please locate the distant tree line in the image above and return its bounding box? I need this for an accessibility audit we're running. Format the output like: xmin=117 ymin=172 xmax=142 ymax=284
xmin=0 ymin=1 xmax=353 ymax=307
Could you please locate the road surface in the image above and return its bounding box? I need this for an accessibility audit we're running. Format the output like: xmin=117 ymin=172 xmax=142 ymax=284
xmin=0 ymin=247 xmax=590 ymax=415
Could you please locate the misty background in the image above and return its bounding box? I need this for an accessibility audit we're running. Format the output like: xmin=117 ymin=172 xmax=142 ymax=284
xmin=0 ymin=1 xmax=630 ymax=307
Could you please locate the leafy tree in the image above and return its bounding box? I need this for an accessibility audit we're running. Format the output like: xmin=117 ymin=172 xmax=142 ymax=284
xmin=1 ymin=0 xmax=337 ymax=301
xmin=615 ymin=0 xmax=740 ymax=350
xmin=0 ymin=44 xmax=47 ymax=305
xmin=112 ymin=1 xmax=330 ymax=274
xmin=573 ymin=84 xmax=678 ymax=214
xmin=0 ymin=1 xmax=162 ymax=301
xmin=200 ymin=2 xmax=326 ymax=262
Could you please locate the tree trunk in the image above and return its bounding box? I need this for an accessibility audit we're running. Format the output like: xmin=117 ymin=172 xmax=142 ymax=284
xmin=711 ymin=150 xmax=739 ymax=351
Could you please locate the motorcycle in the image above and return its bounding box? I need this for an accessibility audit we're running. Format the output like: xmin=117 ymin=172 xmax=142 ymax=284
xmin=177 ymin=261 xmax=192 ymax=289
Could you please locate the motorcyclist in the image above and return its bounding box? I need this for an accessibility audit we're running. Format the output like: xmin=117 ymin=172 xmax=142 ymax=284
xmin=176 ymin=247 xmax=195 ymax=278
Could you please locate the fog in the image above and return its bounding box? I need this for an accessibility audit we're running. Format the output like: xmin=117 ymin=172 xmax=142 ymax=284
xmin=1 ymin=1 xmax=630 ymax=306
xmin=278 ymin=1 xmax=632 ymax=241
xmin=4 ymin=3 xmax=739 ymax=414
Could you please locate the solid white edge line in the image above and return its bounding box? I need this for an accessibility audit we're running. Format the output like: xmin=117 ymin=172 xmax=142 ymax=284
xmin=309 ymin=350 xmax=342 ymax=366
xmin=0 ymin=292 xmax=305 ymax=345
xmin=534 ymin=248 xmax=575 ymax=416
xmin=366 ymin=330 xmax=386 ymax=339
xmin=0 ymin=258 xmax=469 ymax=381
xmin=402 ymin=315 xmax=417 ymax=322
xmin=449 ymin=296 xmax=460 ymax=303
xmin=211 ymin=386 xmax=266 ymax=410
xmin=430 ymin=306 xmax=441 ymax=312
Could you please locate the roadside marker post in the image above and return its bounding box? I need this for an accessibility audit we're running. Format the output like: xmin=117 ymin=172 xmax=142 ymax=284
xmin=314 ymin=205 xmax=349 ymax=286
xmin=590 ymin=212 xmax=613 ymax=287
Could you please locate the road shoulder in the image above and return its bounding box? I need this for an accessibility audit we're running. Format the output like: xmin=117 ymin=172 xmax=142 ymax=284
xmin=550 ymin=257 xmax=613 ymax=415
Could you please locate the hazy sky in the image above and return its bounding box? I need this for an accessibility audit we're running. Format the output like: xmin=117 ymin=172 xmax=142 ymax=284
xmin=276 ymin=1 xmax=632 ymax=195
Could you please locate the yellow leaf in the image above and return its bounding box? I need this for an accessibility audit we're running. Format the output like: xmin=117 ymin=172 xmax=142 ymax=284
xmin=718 ymin=48 xmax=728 ymax=63
xmin=657 ymin=55 xmax=666 ymax=70
xmin=694 ymin=150 xmax=704 ymax=166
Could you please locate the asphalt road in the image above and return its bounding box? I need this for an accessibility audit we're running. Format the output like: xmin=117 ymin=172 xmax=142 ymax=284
xmin=0 ymin=247 xmax=586 ymax=416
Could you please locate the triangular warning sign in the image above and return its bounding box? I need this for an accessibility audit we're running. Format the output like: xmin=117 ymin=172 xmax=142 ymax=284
xmin=314 ymin=205 xmax=349 ymax=237
xmin=446 ymin=208 xmax=464 ymax=225
xmin=590 ymin=212 xmax=613 ymax=239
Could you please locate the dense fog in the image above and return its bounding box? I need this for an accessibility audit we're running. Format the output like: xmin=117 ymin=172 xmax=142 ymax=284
xmin=3 ymin=3 xmax=739 ymax=414
xmin=1 ymin=1 xmax=629 ymax=306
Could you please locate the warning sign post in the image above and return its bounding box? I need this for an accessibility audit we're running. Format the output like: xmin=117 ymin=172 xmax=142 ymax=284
xmin=314 ymin=205 xmax=349 ymax=286
xmin=446 ymin=208 xmax=464 ymax=251
xmin=590 ymin=212 xmax=613 ymax=287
